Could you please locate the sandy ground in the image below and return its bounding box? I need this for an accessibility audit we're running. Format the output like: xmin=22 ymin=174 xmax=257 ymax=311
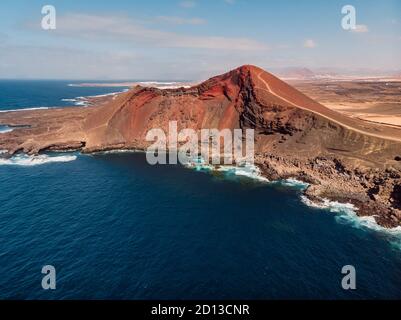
xmin=291 ymin=80 xmax=401 ymax=128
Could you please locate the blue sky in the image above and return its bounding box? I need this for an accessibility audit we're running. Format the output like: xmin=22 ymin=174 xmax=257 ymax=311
xmin=0 ymin=0 xmax=400 ymax=79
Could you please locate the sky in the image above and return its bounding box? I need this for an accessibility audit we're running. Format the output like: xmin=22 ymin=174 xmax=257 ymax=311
xmin=0 ymin=0 xmax=400 ymax=80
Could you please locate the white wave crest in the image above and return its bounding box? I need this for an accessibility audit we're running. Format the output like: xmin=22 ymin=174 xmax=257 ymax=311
xmin=183 ymin=157 xmax=313 ymax=187
xmin=182 ymin=156 xmax=269 ymax=182
xmin=0 ymin=154 xmax=77 ymax=166
xmin=0 ymin=107 xmax=50 ymax=113
xmin=183 ymin=157 xmax=314 ymax=187
xmin=87 ymin=89 xmax=130 ymax=98
xmin=279 ymin=178 xmax=310 ymax=189
xmin=301 ymin=195 xmax=401 ymax=237
xmin=216 ymin=164 xmax=270 ymax=182
xmin=61 ymin=97 xmax=88 ymax=106
xmin=301 ymin=196 xmax=356 ymax=212
xmin=61 ymin=89 xmax=130 ymax=106
xmin=60 ymin=98 xmax=77 ymax=102
xmin=0 ymin=125 xmax=13 ymax=133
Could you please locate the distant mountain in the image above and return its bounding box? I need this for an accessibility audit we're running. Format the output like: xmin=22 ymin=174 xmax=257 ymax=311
xmin=271 ymin=67 xmax=401 ymax=80
xmin=270 ymin=67 xmax=316 ymax=80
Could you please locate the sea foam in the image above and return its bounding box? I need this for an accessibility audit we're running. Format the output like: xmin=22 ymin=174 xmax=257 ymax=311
xmin=61 ymin=89 xmax=130 ymax=106
xmin=181 ymin=156 xmax=269 ymax=182
xmin=0 ymin=154 xmax=77 ymax=166
xmin=0 ymin=107 xmax=50 ymax=113
xmin=181 ymin=156 xmax=315 ymax=186
xmin=215 ymin=164 xmax=270 ymax=182
xmin=275 ymin=178 xmax=310 ymax=189
xmin=0 ymin=125 xmax=13 ymax=133
xmin=301 ymin=195 xmax=401 ymax=246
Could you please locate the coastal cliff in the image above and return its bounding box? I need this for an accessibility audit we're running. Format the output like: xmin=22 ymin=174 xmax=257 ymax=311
xmin=1 ymin=65 xmax=401 ymax=227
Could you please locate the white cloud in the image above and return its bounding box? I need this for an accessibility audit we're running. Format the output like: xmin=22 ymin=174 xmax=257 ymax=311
xmin=52 ymin=14 xmax=269 ymax=51
xmin=224 ymin=0 xmax=236 ymax=4
xmin=0 ymin=43 xmax=274 ymax=80
xmin=303 ymin=39 xmax=317 ymax=48
xmin=156 ymin=16 xmax=206 ymax=25
xmin=0 ymin=45 xmax=143 ymax=79
xmin=179 ymin=1 xmax=196 ymax=8
xmin=351 ymin=24 xmax=369 ymax=33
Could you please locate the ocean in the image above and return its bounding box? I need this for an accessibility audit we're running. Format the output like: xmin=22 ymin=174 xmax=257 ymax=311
xmin=0 ymin=80 xmax=401 ymax=300
xmin=0 ymin=80 xmax=130 ymax=111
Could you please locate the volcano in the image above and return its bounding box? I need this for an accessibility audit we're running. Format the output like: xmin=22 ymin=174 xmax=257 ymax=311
xmin=82 ymin=65 xmax=401 ymax=149
xmin=1 ymin=65 xmax=401 ymax=227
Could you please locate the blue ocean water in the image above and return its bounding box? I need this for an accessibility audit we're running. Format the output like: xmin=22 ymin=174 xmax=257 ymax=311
xmin=0 ymin=80 xmax=130 ymax=111
xmin=1 ymin=81 xmax=401 ymax=300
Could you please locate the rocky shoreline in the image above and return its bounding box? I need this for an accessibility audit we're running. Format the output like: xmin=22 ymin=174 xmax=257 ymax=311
xmin=255 ymin=154 xmax=401 ymax=228
xmin=1 ymin=141 xmax=400 ymax=229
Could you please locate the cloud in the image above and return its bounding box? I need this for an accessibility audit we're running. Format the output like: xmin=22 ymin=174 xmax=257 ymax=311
xmin=156 ymin=16 xmax=206 ymax=25
xmin=179 ymin=1 xmax=196 ymax=8
xmin=303 ymin=39 xmax=317 ymax=48
xmin=224 ymin=0 xmax=236 ymax=4
xmin=0 ymin=45 xmax=143 ymax=79
xmin=351 ymin=24 xmax=369 ymax=33
xmin=0 ymin=43 xmax=275 ymax=80
xmin=50 ymin=14 xmax=269 ymax=51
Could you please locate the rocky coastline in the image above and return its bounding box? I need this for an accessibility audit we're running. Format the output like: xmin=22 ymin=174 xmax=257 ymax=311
xmin=255 ymin=154 xmax=401 ymax=228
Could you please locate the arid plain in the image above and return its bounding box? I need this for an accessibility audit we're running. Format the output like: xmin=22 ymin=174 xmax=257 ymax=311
xmin=292 ymin=79 xmax=401 ymax=128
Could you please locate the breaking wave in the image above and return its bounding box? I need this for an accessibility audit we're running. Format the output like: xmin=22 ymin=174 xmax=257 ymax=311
xmin=301 ymin=195 xmax=401 ymax=249
xmin=215 ymin=165 xmax=270 ymax=182
xmin=88 ymin=89 xmax=130 ymax=98
xmin=182 ymin=157 xmax=315 ymax=188
xmin=0 ymin=107 xmax=50 ymax=113
xmin=61 ymin=97 xmax=88 ymax=106
xmin=61 ymin=89 xmax=130 ymax=106
xmin=182 ymin=156 xmax=269 ymax=182
xmin=182 ymin=157 xmax=316 ymax=187
xmin=300 ymin=196 xmax=357 ymax=213
xmin=0 ymin=125 xmax=13 ymax=133
xmin=0 ymin=154 xmax=77 ymax=166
